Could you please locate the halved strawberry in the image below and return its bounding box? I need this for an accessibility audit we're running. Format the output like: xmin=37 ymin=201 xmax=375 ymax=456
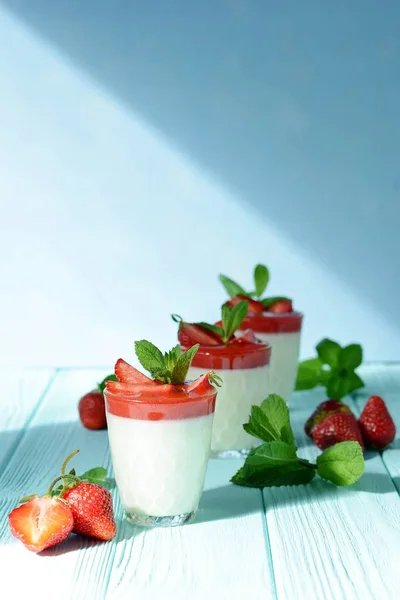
xmin=226 ymin=294 xmax=264 ymax=314
xmin=105 ymin=380 xmax=175 ymax=395
xmin=8 ymin=496 xmax=73 ymax=553
xmin=115 ymin=358 xmax=153 ymax=384
xmin=178 ymin=323 xmax=222 ymax=347
xmin=267 ymin=299 xmax=293 ymax=313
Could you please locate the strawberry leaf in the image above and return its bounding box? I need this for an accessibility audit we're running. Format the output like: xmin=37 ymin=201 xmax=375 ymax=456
xmin=80 ymin=466 xmax=110 ymax=488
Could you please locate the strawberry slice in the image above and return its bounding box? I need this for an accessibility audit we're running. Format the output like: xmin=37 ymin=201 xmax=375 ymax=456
xmin=232 ymin=329 xmax=258 ymax=344
xmin=267 ymin=299 xmax=293 ymax=313
xmin=226 ymin=294 xmax=264 ymax=314
xmin=115 ymin=358 xmax=153 ymax=384
xmin=8 ymin=496 xmax=73 ymax=553
xmin=178 ymin=323 xmax=222 ymax=347
xmin=105 ymin=380 xmax=176 ymax=395
xmin=187 ymin=372 xmax=217 ymax=395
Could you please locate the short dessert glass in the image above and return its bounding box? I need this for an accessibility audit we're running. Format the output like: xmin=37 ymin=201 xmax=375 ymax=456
xmin=239 ymin=311 xmax=303 ymax=403
xmin=104 ymin=385 xmax=216 ymax=527
xmin=186 ymin=339 xmax=271 ymax=458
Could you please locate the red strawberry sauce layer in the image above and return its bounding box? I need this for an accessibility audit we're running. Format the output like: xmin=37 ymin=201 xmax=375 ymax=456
xmin=187 ymin=340 xmax=271 ymax=370
xmin=241 ymin=311 xmax=303 ymax=334
xmin=104 ymin=383 xmax=217 ymax=421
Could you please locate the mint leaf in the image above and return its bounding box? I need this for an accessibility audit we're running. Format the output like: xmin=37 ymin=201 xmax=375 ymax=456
xmin=339 ymin=344 xmax=363 ymax=370
xmin=243 ymin=405 xmax=281 ymax=442
xmin=218 ymin=274 xmax=246 ymax=298
xmin=222 ymin=300 xmax=248 ymax=341
xmin=346 ymin=371 xmax=365 ymax=391
xmin=261 ymin=296 xmax=291 ymax=309
xmin=254 ymin=264 xmax=269 ymax=298
xmin=232 ymin=441 xmax=316 ymax=488
xmin=171 ymin=344 xmax=199 ymax=384
xmin=317 ymin=441 xmax=364 ymax=486
xmin=316 ymin=339 xmax=341 ymax=368
xmin=326 ymin=373 xmax=350 ymax=399
xmin=260 ymin=394 xmax=295 ymax=446
xmin=98 ymin=373 xmax=118 ymax=393
xmin=295 ymin=358 xmax=323 ymax=391
xmin=164 ymin=345 xmax=181 ymax=372
xmin=195 ymin=322 xmax=224 ymax=339
xmin=135 ymin=340 xmax=165 ymax=376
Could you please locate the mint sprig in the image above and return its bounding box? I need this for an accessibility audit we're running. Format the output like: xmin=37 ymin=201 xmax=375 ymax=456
xmin=134 ymin=340 xmax=200 ymax=384
xmin=295 ymin=338 xmax=365 ymax=399
xmin=231 ymin=394 xmax=365 ymax=488
xmin=219 ymin=263 xmax=292 ymax=306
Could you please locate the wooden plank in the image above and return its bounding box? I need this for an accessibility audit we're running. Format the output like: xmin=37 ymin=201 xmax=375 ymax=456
xmin=0 ymin=368 xmax=275 ymax=600
xmin=105 ymin=459 xmax=275 ymax=600
xmin=0 ymin=368 xmax=55 ymax=471
xmin=264 ymin=385 xmax=400 ymax=600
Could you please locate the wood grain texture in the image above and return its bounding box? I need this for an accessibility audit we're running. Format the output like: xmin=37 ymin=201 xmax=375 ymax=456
xmin=264 ymin=385 xmax=400 ymax=600
xmin=0 ymin=368 xmax=55 ymax=471
xmin=0 ymin=369 xmax=275 ymax=600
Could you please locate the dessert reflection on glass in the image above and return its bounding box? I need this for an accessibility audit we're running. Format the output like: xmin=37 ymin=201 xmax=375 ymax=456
xmin=219 ymin=264 xmax=303 ymax=403
xmin=173 ymin=300 xmax=271 ymax=458
xmin=104 ymin=341 xmax=220 ymax=527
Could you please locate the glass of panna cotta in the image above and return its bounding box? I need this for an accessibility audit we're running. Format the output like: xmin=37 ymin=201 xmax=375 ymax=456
xmin=238 ymin=302 xmax=303 ymax=403
xmin=183 ymin=334 xmax=271 ymax=458
xmin=104 ymin=361 xmax=218 ymax=527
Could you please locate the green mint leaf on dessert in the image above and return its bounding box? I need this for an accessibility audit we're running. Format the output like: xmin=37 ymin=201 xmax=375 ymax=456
xmin=295 ymin=358 xmax=324 ymax=391
xmin=164 ymin=344 xmax=181 ymax=372
xmin=135 ymin=340 xmax=166 ymax=375
xmin=231 ymin=441 xmax=316 ymax=488
xmin=261 ymin=296 xmax=292 ymax=309
xmin=171 ymin=344 xmax=200 ymax=384
xmin=243 ymin=394 xmax=295 ymax=446
xmin=316 ymin=338 xmax=341 ymax=368
xmin=316 ymin=441 xmax=364 ymax=486
xmin=338 ymin=344 xmax=363 ymax=370
xmin=98 ymin=373 xmax=118 ymax=393
xmin=218 ymin=273 xmax=247 ymax=298
xmin=222 ymin=300 xmax=249 ymax=341
xmin=253 ymin=264 xmax=269 ymax=298
xmin=195 ymin=322 xmax=225 ymax=339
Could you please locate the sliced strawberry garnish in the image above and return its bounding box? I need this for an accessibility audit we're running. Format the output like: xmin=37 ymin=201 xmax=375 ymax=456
xmin=267 ymin=299 xmax=293 ymax=313
xmin=226 ymin=294 xmax=264 ymax=314
xmin=115 ymin=358 xmax=153 ymax=384
xmin=231 ymin=329 xmax=258 ymax=344
xmin=178 ymin=323 xmax=222 ymax=347
xmin=8 ymin=496 xmax=73 ymax=553
xmin=105 ymin=380 xmax=176 ymax=395
xmin=187 ymin=372 xmax=217 ymax=395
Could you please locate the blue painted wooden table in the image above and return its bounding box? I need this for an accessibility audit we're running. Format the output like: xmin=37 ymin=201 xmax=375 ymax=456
xmin=1 ymin=364 xmax=399 ymax=600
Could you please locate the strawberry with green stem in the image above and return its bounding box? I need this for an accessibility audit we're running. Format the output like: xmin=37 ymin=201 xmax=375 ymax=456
xmin=219 ymin=264 xmax=293 ymax=313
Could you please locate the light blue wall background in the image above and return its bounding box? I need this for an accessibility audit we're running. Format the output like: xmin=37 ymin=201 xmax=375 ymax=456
xmin=1 ymin=1 xmax=399 ymax=367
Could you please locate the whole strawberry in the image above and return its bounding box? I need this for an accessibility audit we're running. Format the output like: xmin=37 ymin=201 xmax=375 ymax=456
xmin=313 ymin=413 xmax=365 ymax=451
xmin=305 ymin=399 xmax=353 ymax=438
xmin=78 ymin=374 xmax=117 ymax=430
xmin=358 ymin=395 xmax=396 ymax=450
xmin=59 ymin=450 xmax=116 ymax=541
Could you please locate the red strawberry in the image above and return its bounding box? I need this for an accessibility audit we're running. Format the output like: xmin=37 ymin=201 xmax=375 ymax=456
xmin=178 ymin=323 xmax=222 ymax=347
xmin=231 ymin=329 xmax=258 ymax=344
xmin=187 ymin=371 xmax=219 ymax=394
xmin=115 ymin=358 xmax=153 ymax=385
xmin=358 ymin=395 xmax=396 ymax=450
xmin=226 ymin=294 xmax=264 ymax=314
xmin=304 ymin=399 xmax=353 ymax=438
xmin=62 ymin=482 xmax=116 ymax=541
xmin=78 ymin=390 xmax=107 ymax=430
xmin=312 ymin=413 xmax=365 ymax=451
xmin=8 ymin=496 xmax=73 ymax=553
xmin=267 ymin=299 xmax=293 ymax=313
xmin=105 ymin=379 xmax=175 ymax=395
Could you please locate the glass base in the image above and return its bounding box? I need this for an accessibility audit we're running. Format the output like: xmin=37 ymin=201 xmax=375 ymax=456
xmin=126 ymin=509 xmax=197 ymax=527
xmin=211 ymin=448 xmax=253 ymax=459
